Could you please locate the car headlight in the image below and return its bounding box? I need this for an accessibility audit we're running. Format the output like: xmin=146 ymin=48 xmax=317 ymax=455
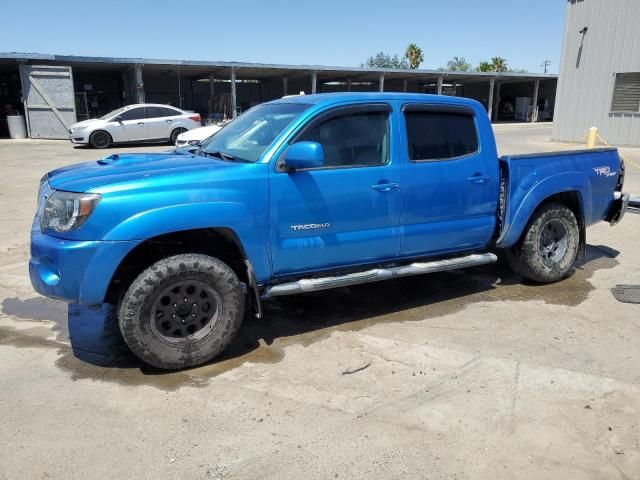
xmin=188 ymin=140 xmax=201 ymax=145
xmin=72 ymin=126 xmax=88 ymax=132
xmin=41 ymin=191 xmax=101 ymax=233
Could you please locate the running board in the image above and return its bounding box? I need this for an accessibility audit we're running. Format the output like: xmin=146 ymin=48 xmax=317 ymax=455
xmin=264 ymin=252 xmax=497 ymax=298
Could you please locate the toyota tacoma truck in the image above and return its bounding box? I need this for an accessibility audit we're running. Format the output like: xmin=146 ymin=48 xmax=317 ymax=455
xmin=30 ymin=93 xmax=629 ymax=369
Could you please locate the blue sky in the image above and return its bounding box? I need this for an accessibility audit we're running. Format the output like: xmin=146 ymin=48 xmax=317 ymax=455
xmin=0 ymin=0 xmax=566 ymax=73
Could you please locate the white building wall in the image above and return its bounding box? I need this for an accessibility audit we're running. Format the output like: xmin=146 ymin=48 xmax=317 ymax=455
xmin=552 ymin=0 xmax=640 ymax=146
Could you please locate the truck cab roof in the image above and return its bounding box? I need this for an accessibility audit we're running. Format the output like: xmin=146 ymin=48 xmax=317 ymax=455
xmin=270 ymin=92 xmax=483 ymax=109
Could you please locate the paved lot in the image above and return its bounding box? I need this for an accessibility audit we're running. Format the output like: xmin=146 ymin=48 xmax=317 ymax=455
xmin=1 ymin=125 xmax=640 ymax=479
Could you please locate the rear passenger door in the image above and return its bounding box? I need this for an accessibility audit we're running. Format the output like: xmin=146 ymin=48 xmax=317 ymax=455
xmin=399 ymin=103 xmax=499 ymax=257
xmin=146 ymin=107 xmax=181 ymax=140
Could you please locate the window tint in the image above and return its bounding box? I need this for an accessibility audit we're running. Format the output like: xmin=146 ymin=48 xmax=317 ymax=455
xmin=404 ymin=111 xmax=478 ymax=161
xmin=145 ymin=107 xmax=181 ymax=118
xmin=296 ymin=111 xmax=389 ymax=168
xmin=118 ymin=108 xmax=145 ymax=121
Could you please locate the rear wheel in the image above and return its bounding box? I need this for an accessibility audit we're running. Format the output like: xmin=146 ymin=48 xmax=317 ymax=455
xmin=118 ymin=254 xmax=245 ymax=369
xmin=505 ymin=202 xmax=579 ymax=283
xmin=89 ymin=130 xmax=112 ymax=149
xmin=170 ymin=128 xmax=187 ymax=145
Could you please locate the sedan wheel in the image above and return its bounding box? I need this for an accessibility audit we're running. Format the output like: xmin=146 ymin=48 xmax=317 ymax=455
xmin=89 ymin=130 xmax=112 ymax=149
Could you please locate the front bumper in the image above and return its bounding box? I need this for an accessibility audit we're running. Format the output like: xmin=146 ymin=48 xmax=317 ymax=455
xmin=607 ymin=191 xmax=630 ymax=226
xmin=30 ymin=223 xmax=140 ymax=305
xmin=68 ymin=132 xmax=88 ymax=144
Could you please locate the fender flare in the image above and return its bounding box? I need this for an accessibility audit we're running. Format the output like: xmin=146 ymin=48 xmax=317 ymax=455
xmin=102 ymin=202 xmax=271 ymax=282
xmin=497 ymin=172 xmax=590 ymax=248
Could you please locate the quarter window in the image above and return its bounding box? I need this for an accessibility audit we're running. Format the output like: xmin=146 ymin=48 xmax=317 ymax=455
xmin=404 ymin=111 xmax=478 ymax=161
xmin=295 ymin=111 xmax=389 ymax=168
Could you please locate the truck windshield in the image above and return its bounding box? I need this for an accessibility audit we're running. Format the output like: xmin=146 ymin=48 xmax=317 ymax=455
xmin=199 ymin=103 xmax=310 ymax=163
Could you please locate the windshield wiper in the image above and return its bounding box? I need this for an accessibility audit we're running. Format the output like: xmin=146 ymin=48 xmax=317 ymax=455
xmin=198 ymin=149 xmax=250 ymax=163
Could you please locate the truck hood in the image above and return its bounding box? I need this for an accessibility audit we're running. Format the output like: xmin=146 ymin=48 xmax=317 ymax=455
xmin=46 ymin=151 xmax=235 ymax=192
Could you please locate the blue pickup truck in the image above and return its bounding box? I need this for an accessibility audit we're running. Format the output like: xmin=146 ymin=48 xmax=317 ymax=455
xmin=30 ymin=93 xmax=629 ymax=369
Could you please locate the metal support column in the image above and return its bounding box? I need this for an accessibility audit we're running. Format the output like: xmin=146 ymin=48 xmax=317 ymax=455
xmin=378 ymin=73 xmax=384 ymax=92
xmin=347 ymin=78 xmax=352 ymax=92
xmin=208 ymin=74 xmax=215 ymax=117
xmin=437 ymin=76 xmax=443 ymax=95
xmin=493 ymin=82 xmax=501 ymax=121
xmin=282 ymin=77 xmax=288 ymax=96
xmin=230 ymin=68 xmax=237 ymax=118
xmin=531 ymin=79 xmax=540 ymax=122
xmin=134 ymin=64 xmax=145 ymax=104
xmin=311 ymin=71 xmax=317 ymax=94
xmin=487 ymin=78 xmax=495 ymax=120
xmin=403 ymin=79 xmax=408 ymax=92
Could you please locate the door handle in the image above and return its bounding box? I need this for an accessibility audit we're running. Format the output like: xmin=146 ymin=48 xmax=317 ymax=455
xmin=372 ymin=182 xmax=400 ymax=192
xmin=137 ymin=122 xmax=144 ymax=126
xmin=467 ymin=175 xmax=490 ymax=184
xmin=165 ymin=119 xmax=172 ymax=123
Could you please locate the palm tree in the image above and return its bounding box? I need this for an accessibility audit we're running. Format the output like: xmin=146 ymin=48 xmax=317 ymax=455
xmin=491 ymin=57 xmax=508 ymax=72
xmin=446 ymin=56 xmax=471 ymax=72
xmin=405 ymin=43 xmax=424 ymax=69
xmin=476 ymin=61 xmax=492 ymax=72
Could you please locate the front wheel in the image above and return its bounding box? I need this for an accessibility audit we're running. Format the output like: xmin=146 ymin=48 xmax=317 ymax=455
xmin=505 ymin=202 xmax=580 ymax=283
xmin=118 ymin=254 xmax=245 ymax=369
xmin=89 ymin=130 xmax=112 ymax=149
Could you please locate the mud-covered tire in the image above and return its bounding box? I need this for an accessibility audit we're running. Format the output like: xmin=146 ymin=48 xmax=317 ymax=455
xmin=505 ymin=202 xmax=579 ymax=284
xmin=118 ymin=254 xmax=245 ymax=370
xmin=89 ymin=130 xmax=112 ymax=149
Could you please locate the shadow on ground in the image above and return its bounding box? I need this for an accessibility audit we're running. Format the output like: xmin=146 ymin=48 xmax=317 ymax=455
xmin=0 ymin=245 xmax=619 ymax=390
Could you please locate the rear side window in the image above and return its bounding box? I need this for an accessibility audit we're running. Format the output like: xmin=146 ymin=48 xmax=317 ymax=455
xmin=404 ymin=111 xmax=478 ymax=161
xmin=295 ymin=111 xmax=389 ymax=168
xmin=146 ymin=107 xmax=181 ymax=118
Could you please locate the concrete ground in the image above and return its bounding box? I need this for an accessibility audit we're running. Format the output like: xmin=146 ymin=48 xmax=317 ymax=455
xmin=1 ymin=124 xmax=639 ymax=479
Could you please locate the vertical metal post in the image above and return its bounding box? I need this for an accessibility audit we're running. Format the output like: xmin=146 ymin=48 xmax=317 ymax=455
xmin=230 ymin=68 xmax=237 ymax=118
xmin=378 ymin=73 xmax=384 ymax=92
xmin=403 ymin=79 xmax=408 ymax=92
xmin=347 ymin=78 xmax=352 ymax=91
xmin=437 ymin=76 xmax=443 ymax=95
xmin=487 ymin=78 xmax=495 ymax=120
xmin=531 ymin=79 xmax=540 ymax=123
xmin=208 ymin=74 xmax=215 ymax=117
xmin=282 ymin=77 xmax=288 ymax=96
xmin=452 ymin=81 xmax=457 ymax=96
xmin=493 ymin=81 xmax=501 ymax=121
xmin=311 ymin=71 xmax=317 ymax=94
xmin=134 ymin=64 xmax=145 ymax=104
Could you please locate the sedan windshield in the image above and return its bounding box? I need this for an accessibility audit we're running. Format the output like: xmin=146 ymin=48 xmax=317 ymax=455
xmin=199 ymin=103 xmax=310 ymax=163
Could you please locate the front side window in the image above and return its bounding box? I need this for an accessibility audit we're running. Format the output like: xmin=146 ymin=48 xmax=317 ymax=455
xmin=295 ymin=110 xmax=389 ymax=168
xmin=200 ymin=103 xmax=310 ymax=163
xmin=404 ymin=111 xmax=478 ymax=161
xmin=118 ymin=107 xmax=146 ymax=121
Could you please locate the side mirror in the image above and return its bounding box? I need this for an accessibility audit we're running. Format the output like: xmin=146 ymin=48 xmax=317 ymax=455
xmin=113 ymin=116 xmax=123 ymax=123
xmin=283 ymin=141 xmax=324 ymax=171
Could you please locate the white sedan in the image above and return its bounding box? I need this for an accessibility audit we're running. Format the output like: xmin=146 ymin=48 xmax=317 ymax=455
xmin=68 ymin=104 xmax=202 ymax=149
xmin=175 ymin=123 xmax=224 ymax=148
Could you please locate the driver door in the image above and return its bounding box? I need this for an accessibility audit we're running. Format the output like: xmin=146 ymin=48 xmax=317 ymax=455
xmin=114 ymin=107 xmax=148 ymax=141
xmin=268 ymin=103 xmax=402 ymax=276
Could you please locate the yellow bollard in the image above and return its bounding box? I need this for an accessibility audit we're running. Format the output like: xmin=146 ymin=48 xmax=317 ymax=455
xmin=587 ymin=126 xmax=598 ymax=148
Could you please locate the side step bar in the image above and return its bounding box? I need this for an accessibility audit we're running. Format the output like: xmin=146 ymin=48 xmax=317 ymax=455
xmin=264 ymin=252 xmax=497 ymax=298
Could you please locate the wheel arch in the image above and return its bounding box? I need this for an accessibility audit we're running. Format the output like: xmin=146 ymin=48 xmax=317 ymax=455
xmin=105 ymin=227 xmax=262 ymax=318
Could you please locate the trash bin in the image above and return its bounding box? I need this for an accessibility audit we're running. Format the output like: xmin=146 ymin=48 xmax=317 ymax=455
xmin=7 ymin=115 xmax=27 ymax=139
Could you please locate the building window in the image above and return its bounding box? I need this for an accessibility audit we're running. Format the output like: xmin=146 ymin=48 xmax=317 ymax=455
xmin=611 ymin=73 xmax=640 ymax=113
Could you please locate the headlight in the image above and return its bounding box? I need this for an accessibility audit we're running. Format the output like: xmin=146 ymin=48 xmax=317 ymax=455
xmin=41 ymin=191 xmax=101 ymax=233
xmin=188 ymin=140 xmax=200 ymax=145
xmin=72 ymin=125 xmax=88 ymax=132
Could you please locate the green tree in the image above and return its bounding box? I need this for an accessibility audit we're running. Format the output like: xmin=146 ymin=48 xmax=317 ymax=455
xmin=404 ymin=43 xmax=424 ymax=69
xmin=363 ymin=52 xmax=409 ymax=69
xmin=476 ymin=61 xmax=492 ymax=72
xmin=491 ymin=56 xmax=508 ymax=72
xmin=446 ymin=56 xmax=471 ymax=71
